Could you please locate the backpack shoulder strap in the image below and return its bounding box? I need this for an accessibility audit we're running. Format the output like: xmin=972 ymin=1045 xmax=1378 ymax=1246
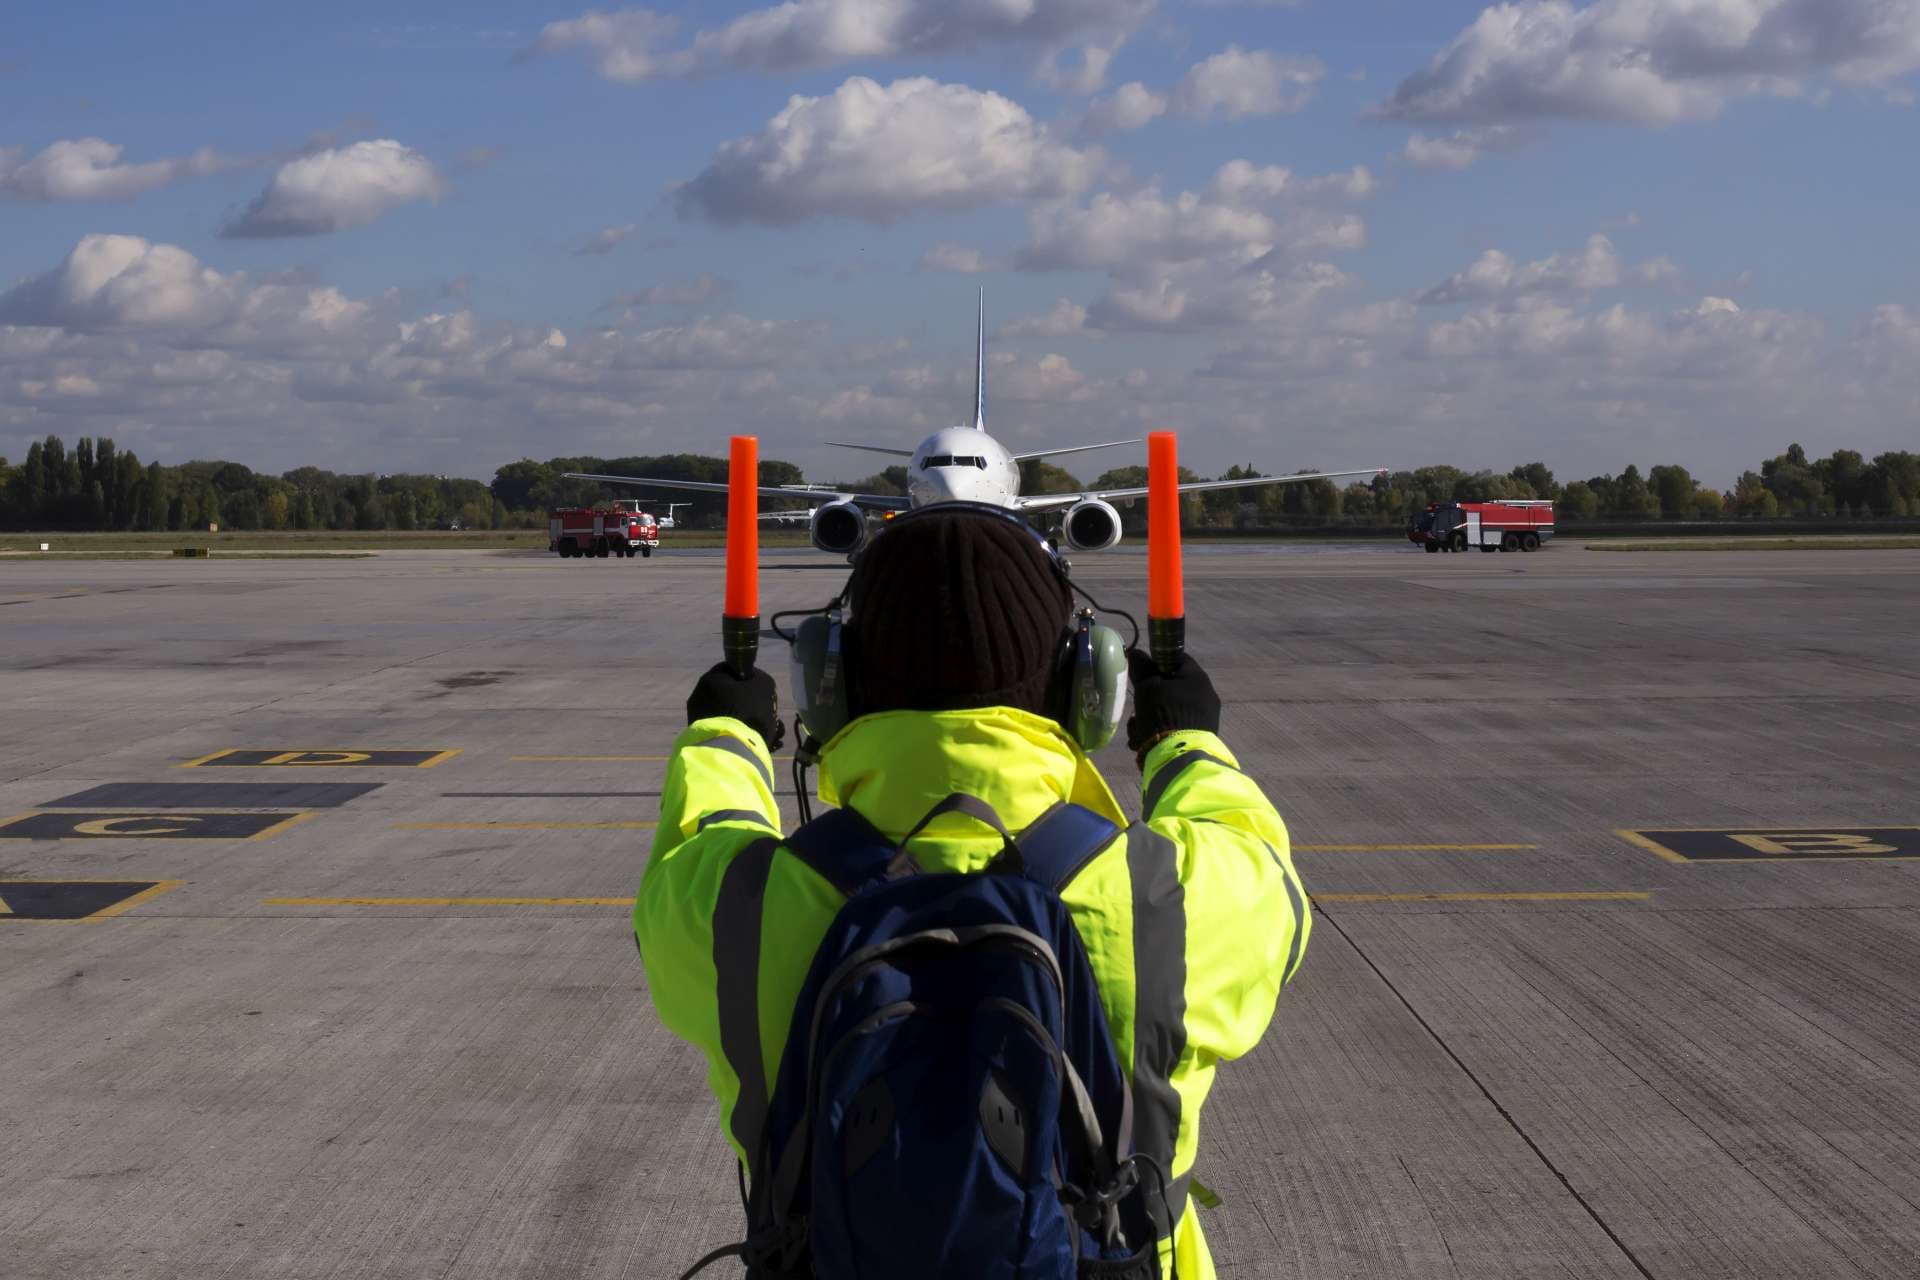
xmin=780 ymin=806 xmax=899 ymax=897
xmin=1015 ymin=803 xmax=1122 ymax=893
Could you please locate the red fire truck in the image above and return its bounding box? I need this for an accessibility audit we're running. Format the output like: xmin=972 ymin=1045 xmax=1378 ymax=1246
xmin=548 ymin=501 xmax=661 ymax=559
xmin=1409 ymin=500 xmax=1554 ymax=553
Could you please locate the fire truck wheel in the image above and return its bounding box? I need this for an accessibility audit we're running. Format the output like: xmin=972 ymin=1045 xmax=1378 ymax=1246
xmin=642 ymin=546 xmax=652 ymax=558
xmin=1451 ymin=532 xmax=1468 ymax=553
xmin=1501 ymin=533 xmax=1520 ymax=552
xmin=596 ymin=540 xmax=609 ymax=558
xmin=1424 ymin=542 xmax=1439 ymax=553
xmin=1522 ymin=532 xmax=1541 ymax=552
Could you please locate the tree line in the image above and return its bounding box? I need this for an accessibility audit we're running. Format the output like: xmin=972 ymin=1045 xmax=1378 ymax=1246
xmin=0 ymin=436 xmax=503 ymax=533
xmin=3 ymin=436 xmax=1916 ymax=532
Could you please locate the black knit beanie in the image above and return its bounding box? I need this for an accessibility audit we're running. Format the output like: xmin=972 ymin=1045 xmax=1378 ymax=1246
xmin=845 ymin=508 xmax=1072 ymax=717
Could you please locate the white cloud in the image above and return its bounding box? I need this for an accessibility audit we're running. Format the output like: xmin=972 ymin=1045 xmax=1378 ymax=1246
xmin=1036 ymin=40 xmax=1122 ymax=94
xmin=1079 ymin=81 xmax=1170 ymax=137
xmin=1077 ymin=46 xmax=1324 ymax=138
xmin=1380 ymin=0 xmax=1920 ymax=127
xmin=1403 ymin=125 xmax=1529 ymax=170
xmin=917 ymin=243 xmax=990 ymax=274
xmin=610 ymin=275 xmax=735 ymax=306
xmin=1019 ymin=160 xmax=1368 ymax=273
xmin=525 ymin=1 xmax=1152 ymax=83
xmin=993 ymin=351 xmax=1094 ymax=402
xmin=676 ymin=77 xmax=1099 ymax=225
xmin=1171 ymin=45 xmax=1324 ymax=119
xmin=579 ymin=222 xmax=643 ymax=254
xmin=0 ymin=137 xmax=242 ymax=201
xmin=1088 ymin=261 xmax=1350 ymax=333
xmin=1001 ymin=299 xmax=1090 ymax=337
xmin=617 ymin=312 xmax=819 ymax=368
xmin=0 ymin=234 xmax=369 ymax=343
xmin=1015 ymin=159 xmax=1373 ymax=335
xmin=1637 ymin=256 xmax=1683 ymax=286
xmin=225 ymin=140 xmax=443 ymax=238
xmin=1328 ymin=298 xmax=1417 ymax=335
xmin=1420 ymin=234 xmax=1623 ymax=304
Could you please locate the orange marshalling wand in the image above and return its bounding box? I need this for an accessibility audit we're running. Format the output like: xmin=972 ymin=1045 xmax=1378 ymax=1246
xmin=1147 ymin=431 xmax=1185 ymax=674
xmin=723 ymin=435 xmax=760 ymax=676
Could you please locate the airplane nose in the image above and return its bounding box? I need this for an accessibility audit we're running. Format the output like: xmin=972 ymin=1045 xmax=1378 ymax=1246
xmin=915 ymin=470 xmax=959 ymax=504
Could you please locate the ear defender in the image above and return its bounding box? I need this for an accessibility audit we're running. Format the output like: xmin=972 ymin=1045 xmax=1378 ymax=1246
xmin=790 ymin=611 xmax=851 ymax=745
xmin=1057 ymin=609 xmax=1129 ymax=752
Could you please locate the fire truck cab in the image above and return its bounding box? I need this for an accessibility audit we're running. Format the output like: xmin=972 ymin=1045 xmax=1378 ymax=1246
xmin=1410 ymin=500 xmax=1554 ymax=553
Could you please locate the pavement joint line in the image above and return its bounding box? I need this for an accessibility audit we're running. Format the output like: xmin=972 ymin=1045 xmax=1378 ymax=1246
xmin=1313 ymin=904 xmax=1661 ymax=1280
xmin=391 ymin=821 xmax=658 ymax=831
xmin=1313 ymin=891 xmax=1651 ymax=903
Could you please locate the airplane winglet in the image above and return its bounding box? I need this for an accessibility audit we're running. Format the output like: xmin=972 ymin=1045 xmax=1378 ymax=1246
xmin=974 ymin=287 xmax=986 ymax=431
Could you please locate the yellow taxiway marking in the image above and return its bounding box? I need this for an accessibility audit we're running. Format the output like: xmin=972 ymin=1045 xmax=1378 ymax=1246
xmin=85 ymin=880 xmax=189 ymax=917
xmin=1613 ymin=829 xmax=1694 ymax=865
xmin=1315 ymin=891 xmax=1650 ymax=904
xmin=392 ymin=820 xmax=657 ymax=831
xmin=264 ymin=896 xmax=630 ymax=907
xmin=0 ymin=880 xmax=187 ymax=923
xmin=0 ymin=810 xmax=316 ymax=841
xmin=181 ymin=748 xmax=463 ymax=769
xmin=1296 ymin=843 xmax=1538 ymax=853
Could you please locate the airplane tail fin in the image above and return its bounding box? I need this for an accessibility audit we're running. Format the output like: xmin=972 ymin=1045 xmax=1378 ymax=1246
xmin=973 ymin=287 xmax=985 ymax=431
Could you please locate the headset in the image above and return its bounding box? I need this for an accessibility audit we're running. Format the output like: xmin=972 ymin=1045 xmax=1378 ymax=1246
xmin=776 ymin=503 xmax=1134 ymax=755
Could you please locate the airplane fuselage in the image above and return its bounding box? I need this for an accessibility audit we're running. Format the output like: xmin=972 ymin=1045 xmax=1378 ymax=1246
xmin=904 ymin=426 xmax=1021 ymax=508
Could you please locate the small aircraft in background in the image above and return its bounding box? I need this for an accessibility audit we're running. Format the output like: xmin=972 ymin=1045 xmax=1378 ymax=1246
xmin=569 ymin=294 xmax=1384 ymax=557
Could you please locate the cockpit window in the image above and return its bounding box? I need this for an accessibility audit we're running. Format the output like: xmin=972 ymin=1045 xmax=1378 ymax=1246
xmin=925 ymin=455 xmax=988 ymax=469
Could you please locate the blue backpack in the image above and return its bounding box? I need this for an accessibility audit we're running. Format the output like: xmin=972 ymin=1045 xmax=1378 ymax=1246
xmin=682 ymin=795 xmax=1170 ymax=1280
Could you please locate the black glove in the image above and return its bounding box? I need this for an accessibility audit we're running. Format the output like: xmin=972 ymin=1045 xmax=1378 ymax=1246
xmin=687 ymin=663 xmax=786 ymax=752
xmin=1125 ymin=649 xmax=1221 ymax=759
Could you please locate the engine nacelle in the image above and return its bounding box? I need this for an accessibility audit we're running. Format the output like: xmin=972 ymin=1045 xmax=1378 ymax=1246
xmin=1061 ymin=499 xmax=1123 ymax=553
xmin=811 ymin=499 xmax=872 ymax=556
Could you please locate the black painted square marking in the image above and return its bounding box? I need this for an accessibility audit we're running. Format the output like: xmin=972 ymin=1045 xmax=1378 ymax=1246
xmin=42 ymin=782 xmax=382 ymax=809
xmin=0 ymin=811 xmax=310 ymax=840
xmin=183 ymin=749 xmax=458 ymax=768
xmin=1620 ymin=828 xmax=1920 ymax=862
xmin=0 ymin=881 xmax=180 ymax=921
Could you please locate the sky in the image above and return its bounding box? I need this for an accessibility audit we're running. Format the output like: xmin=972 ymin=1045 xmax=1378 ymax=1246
xmin=3 ymin=0 xmax=1918 ymax=489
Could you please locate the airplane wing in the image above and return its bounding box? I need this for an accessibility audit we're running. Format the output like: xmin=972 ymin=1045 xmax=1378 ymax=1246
xmin=1010 ymin=439 xmax=1142 ymax=462
xmin=563 ymin=472 xmax=911 ymax=512
xmin=758 ymin=508 xmax=816 ymax=524
xmin=1013 ymin=467 xmax=1388 ymax=512
xmin=825 ymin=441 xmax=916 ymax=458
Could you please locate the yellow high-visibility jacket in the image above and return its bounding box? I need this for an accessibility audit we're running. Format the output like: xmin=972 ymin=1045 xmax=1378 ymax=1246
xmin=634 ymin=706 xmax=1309 ymax=1280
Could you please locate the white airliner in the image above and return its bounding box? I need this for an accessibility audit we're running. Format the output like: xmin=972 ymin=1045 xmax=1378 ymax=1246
xmin=567 ymin=295 xmax=1385 ymax=557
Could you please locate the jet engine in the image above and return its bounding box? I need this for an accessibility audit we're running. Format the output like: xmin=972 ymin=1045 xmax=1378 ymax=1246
xmin=810 ymin=499 xmax=872 ymax=556
xmin=1061 ymin=499 xmax=1123 ymax=553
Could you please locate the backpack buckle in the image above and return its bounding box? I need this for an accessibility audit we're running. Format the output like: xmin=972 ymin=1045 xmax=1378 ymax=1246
xmin=1065 ymin=1160 xmax=1141 ymax=1243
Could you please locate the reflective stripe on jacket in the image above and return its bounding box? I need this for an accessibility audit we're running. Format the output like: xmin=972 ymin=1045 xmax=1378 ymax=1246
xmin=633 ymin=706 xmax=1309 ymax=1280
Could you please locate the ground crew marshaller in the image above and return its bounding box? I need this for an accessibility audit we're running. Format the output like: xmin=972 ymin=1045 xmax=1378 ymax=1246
xmin=635 ymin=507 xmax=1310 ymax=1278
